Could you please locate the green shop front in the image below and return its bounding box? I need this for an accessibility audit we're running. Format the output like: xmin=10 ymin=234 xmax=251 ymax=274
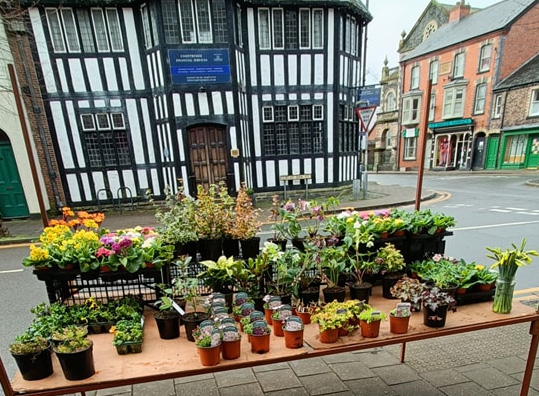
xmin=499 ymin=126 xmax=539 ymax=170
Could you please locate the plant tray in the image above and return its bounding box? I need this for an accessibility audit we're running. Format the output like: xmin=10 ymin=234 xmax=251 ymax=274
xmin=455 ymin=288 xmax=495 ymax=305
xmin=115 ymin=342 xmax=143 ymax=355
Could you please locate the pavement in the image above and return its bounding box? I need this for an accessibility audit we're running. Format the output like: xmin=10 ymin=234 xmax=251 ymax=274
xmin=2 ymin=177 xmax=539 ymax=396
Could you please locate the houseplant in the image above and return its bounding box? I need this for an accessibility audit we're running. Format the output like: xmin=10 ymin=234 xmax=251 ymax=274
xmin=282 ymin=316 xmax=304 ymax=349
xmin=390 ymin=277 xmax=425 ymax=312
xmin=221 ymin=326 xmax=242 ymax=360
xmin=319 ymin=245 xmax=348 ymax=303
xmin=243 ymin=320 xmax=271 ymax=354
xmin=110 ymin=319 xmax=144 ymax=354
xmin=421 ymin=286 xmax=457 ymax=328
xmin=178 ymin=276 xmax=210 ymax=341
xmin=199 ymin=255 xmax=243 ymax=295
xmin=487 ymin=239 xmax=537 ymax=313
xmin=311 ymin=305 xmax=349 ymax=343
xmin=9 ymin=332 xmax=53 ymax=381
xmin=229 ymin=182 xmax=262 ymax=259
xmin=267 ymin=194 xmax=289 ymax=249
xmin=154 ymin=296 xmax=181 ymax=339
xmin=374 ymin=243 xmax=406 ymax=299
xmin=53 ymin=337 xmax=95 ymax=380
xmin=358 ymin=309 xmax=386 ymax=338
xmin=193 ymin=321 xmax=222 ymax=366
xmin=271 ymin=304 xmax=293 ymax=337
xmin=389 ymin=302 xmax=412 ymax=334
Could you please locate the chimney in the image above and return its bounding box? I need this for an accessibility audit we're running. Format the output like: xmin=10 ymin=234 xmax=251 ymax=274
xmin=449 ymin=0 xmax=471 ymax=22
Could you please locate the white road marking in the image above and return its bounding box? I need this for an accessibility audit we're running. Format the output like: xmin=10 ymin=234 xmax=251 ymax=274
xmin=490 ymin=209 xmax=512 ymax=213
xmin=517 ymin=212 xmax=539 ymax=216
xmin=453 ymin=220 xmax=539 ymax=231
xmin=506 ymin=207 xmax=527 ymax=211
xmin=0 ymin=269 xmax=24 ymax=274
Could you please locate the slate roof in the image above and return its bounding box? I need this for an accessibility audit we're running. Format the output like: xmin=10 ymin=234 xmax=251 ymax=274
xmin=401 ymin=0 xmax=537 ymax=61
xmin=494 ymin=53 xmax=539 ymax=91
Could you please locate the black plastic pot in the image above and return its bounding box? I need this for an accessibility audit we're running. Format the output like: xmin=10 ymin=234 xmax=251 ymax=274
xmin=55 ymin=342 xmax=95 ymax=381
xmin=175 ymin=240 xmax=198 ymax=258
xmin=423 ymin=305 xmax=449 ymax=328
xmin=348 ymin=282 xmax=373 ymax=303
xmin=382 ymin=273 xmax=403 ymax=299
xmin=154 ymin=312 xmax=181 ymax=339
xmin=322 ymin=286 xmax=346 ymax=303
xmin=299 ymin=286 xmax=320 ymax=304
xmin=222 ymin=238 xmax=240 ymax=257
xmin=11 ymin=348 xmax=53 ymax=381
xmin=198 ymin=238 xmax=223 ymax=261
xmin=240 ymin=237 xmax=261 ymax=260
xmin=182 ymin=312 xmax=210 ymax=342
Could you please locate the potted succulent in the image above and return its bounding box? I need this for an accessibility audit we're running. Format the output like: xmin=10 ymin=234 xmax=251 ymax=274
xmin=271 ymin=304 xmax=293 ymax=337
xmin=220 ymin=325 xmax=242 ymax=360
xmin=390 ymin=276 xmax=426 ymax=312
xmin=110 ymin=319 xmax=144 ymax=354
xmin=53 ymin=336 xmax=95 ymax=380
xmin=389 ymin=302 xmax=412 ymax=334
xmin=358 ymin=308 xmax=387 ymax=338
xmin=9 ymin=332 xmax=53 ymax=381
xmin=421 ymin=286 xmax=457 ymax=328
xmin=193 ymin=321 xmax=222 ymax=366
xmin=243 ymin=319 xmax=271 ymax=354
xmin=154 ymin=296 xmax=181 ymax=339
xmin=152 ymin=186 xmax=199 ymax=257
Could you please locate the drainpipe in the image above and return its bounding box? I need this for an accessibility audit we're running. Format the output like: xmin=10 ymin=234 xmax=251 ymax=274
xmin=16 ymin=31 xmax=63 ymax=209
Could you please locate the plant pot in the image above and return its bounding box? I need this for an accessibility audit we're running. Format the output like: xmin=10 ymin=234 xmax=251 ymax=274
xmin=389 ymin=314 xmax=410 ymax=334
xmin=283 ymin=329 xmax=304 ymax=349
xmin=477 ymin=283 xmax=492 ymax=292
xmin=252 ymin=296 xmax=265 ymax=311
xmin=268 ymin=238 xmax=287 ymax=251
xmin=296 ymin=311 xmax=312 ymax=325
xmin=11 ymin=348 xmax=53 ymax=381
xmin=221 ymin=339 xmax=241 ymax=360
xmin=55 ymin=342 xmax=95 ymax=381
xmin=382 ymin=273 xmax=403 ymax=299
xmin=175 ymin=241 xmax=198 ymax=258
xmin=279 ymin=293 xmax=292 ymax=305
xmin=318 ymin=327 xmax=339 ymax=344
xmin=115 ymin=342 xmax=143 ymax=355
xmin=423 ymin=305 xmax=449 ymax=328
xmin=222 ymin=238 xmax=240 ymax=257
xmin=348 ymin=282 xmax=372 ymax=303
xmin=291 ymin=238 xmax=305 ymax=252
xmin=173 ymin=298 xmax=187 ymax=324
xmin=240 ymin=237 xmax=261 ymax=260
xmin=338 ymin=326 xmax=349 ymax=336
xmin=359 ymin=320 xmax=382 ymax=338
xmin=272 ymin=319 xmax=285 ymax=337
xmin=264 ymin=308 xmax=274 ymax=325
xmin=322 ymin=286 xmax=346 ymax=303
xmin=197 ymin=344 xmax=221 ymax=366
xmin=183 ymin=312 xmax=210 ymax=342
xmin=198 ymin=238 xmax=223 ymax=261
xmin=154 ymin=312 xmax=181 ymax=339
xmin=299 ymin=286 xmax=320 ymax=305
xmin=250 ymin=334 xmax=270 ymax=354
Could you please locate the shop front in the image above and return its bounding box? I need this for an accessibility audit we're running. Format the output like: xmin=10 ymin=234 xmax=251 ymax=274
xmin=428 ymin=119 xmax=474 ymax=170
xmin=499 ymin=127 xmax=539 ymax=170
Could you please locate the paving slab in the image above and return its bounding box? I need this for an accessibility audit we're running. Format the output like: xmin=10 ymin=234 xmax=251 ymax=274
xmin=214 ymin=367 xmax=256 ymax=388
xmin=492 ymin=384 xmax=539 ymax=396
xmin=354 ymin=349 xmax=401 ymax=368
xmin=95 ymin=385 xmax=132 ymax=396
xmin=345 ymin=377 xmax=398 ymax=396
xmin=487 ymin=356 xmax=527 ymax=375
xmin=289 ymin=357 xmax=333 ymax=377
xmin=217 ymin=382 xmax=264 ymax=396
xmin=371 ymin=364 xmax=421 ymax=385
xmin=419 ymin=368 xmax=469 ymax=388
xmin=298 ymin=372 xmax=350 ymax=395
xmin=329 ymin=361 xmax=376 ymax=381
xmin=251 ymin=362 xmax=290 ymax=372
xmin=462 ymin=367 xmax=520 ymax=390
xmin=529 ymin=368 xmax=539 ymax=392
xmin=390 ymin=380 xmax=445 ymax=396
xmin=174 ymin=378 xmax=218 ymax=396
xmin=133 ymin=379 xmax=175 ymax=396
xmin=322 ymin=352 xmax=360 ymax=364
xmin=174 ymin=373 xmax=214 ymax=384
xmin=440 ymin=381 xmax=494 ymax=396
xmin=265 ymin=386 xmax=310 ymax=396
xmin=255 ymin=368 xmax=303 ymax=392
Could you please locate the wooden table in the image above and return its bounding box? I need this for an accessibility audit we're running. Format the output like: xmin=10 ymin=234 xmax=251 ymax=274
xmin=2 ymin=289 xmax=538 ymax=396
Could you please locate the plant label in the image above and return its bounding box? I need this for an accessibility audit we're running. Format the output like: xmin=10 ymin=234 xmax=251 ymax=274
xmin=172 ymin=300 xmax=185 ymax=315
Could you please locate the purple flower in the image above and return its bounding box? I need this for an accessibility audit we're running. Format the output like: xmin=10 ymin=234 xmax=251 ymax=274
xmin=283 ymin=201 xmax=296 ymax=213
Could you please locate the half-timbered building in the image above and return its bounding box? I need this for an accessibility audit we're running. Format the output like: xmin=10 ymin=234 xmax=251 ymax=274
xmin=6 ymin=0 xmax=371 ymax=209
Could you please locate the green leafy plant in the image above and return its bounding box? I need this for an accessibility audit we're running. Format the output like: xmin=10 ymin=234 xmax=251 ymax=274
xmin=374 ymin=243 xmax=406 ymax=274
xmin=54 ymin=337 xmax=92 ymax=353
xmin=195 ymin=183 xmax=234 ymax=240
xmin=358 ymin=308 xmax=387 ymax=324
xmin=110 ymin=319 xmax=143 ymax=346
xmin=199 ymin=256 xmax=244 ymax=293
xmin=9 ymin=332 xmax=49 ymax=355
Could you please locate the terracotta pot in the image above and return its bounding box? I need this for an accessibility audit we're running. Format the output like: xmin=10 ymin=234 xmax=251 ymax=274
xmin=359 ymin=320 xmax=381 ymax=338
xmin=221 ymin=339 xmax=241 ymax=360
xmin=250 ymin=334 xmax=270 ymax=354
xmin=456 ymin=288 xmax=467 ymax=295
xmin=272 ymin=319 xmax=285 ymax=337
xmin=197 ymin=344 xmax=221 ymax=366
xmin=283 ymin=329 xmax=304 ymax=349
xmin=318 ymin=327 xmax=339 ymax=344
xmin=389 ymin=314 xmax=410 ymax=334
xmin=296 ymin=311 xmax=311 ymax=325
xmin=338 ymin=326 xmax=348 ymax=336
xmin=477 ymin=284 xmax=492 ymax=292
xmin=264 ymin=308 xmax=274 ymax=325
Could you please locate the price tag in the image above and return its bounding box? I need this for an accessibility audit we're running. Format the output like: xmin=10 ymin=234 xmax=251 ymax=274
xmin=172 ymin=300 xmax=185 ymax=315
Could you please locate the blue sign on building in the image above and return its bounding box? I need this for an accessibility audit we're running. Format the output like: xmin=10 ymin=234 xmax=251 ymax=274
xmin=169 ymin=49 xmax=231 ymax=84
xmin=356 ymin=85 xmax=381 ymax=107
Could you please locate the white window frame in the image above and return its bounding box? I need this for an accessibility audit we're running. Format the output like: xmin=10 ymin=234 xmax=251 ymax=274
xmin=313 ymin=105 xmax=324 ymax=120
xmin=288 ymin=105 xmax=299 ymax=121
xmin=45 ymin=8 xmax=66 ymax=53
xmin=111 ymin=113 xmax=125 ymax=129
xmin=262 ymin=106 xmax=274 ymax=122
xmin=81 ymin=114 xmax=96 ymax=131
xmin=299 ymin=8 xmax=310 ymax=49
xmin=429 ymin=60 xmax=439 ymax=84
xmin=478 ymin=44 xmax=492 ymax=72
xmin=236 ymin=6 xmax=243 ymax=47
xmin=312 ymin=9 xmax=324 ymax=49
xmin=403 ymin=136 xmax=417 ymax=160
xmin=195 ymin=0 xmax=212 ymax=43
xmin=179 ymin=0 xmax=196 ymax=44
xmin=258 ymin=8 xmax=271 ymax=49
xmin=493 ymin=94 xmax=502 ymax=118
xmin=60 ymin=8 xmax=81 ymax=53
xmin=473 ymin=83 xmax=487 ymax=114
xmin=530 ymin=89 xmax=539 ymax=117
xmin=428 ymin=93 xmax=436 ymax=121
xmin=96 ymin=113 xmax=111 ymax=130
xmin=344 ymin=15 xmax=350 ymax=53
xmin=105 ymin=8 xmax=124 ymax=52
xmin=349 ymin=17 xmax=356 ymax=55
xmin=91 ymin=8 xmax=110 ymax=52
xmin=453 ymin=52 xmax=465 ymax=78
xmin=410 ymin=65 xmax=420 ymax=89
xmin=385 ymin=91 xmax=396 ymax=112
xmin=442 ymin=85 xmax=466 ymax=119
xmin=272 ymin=8 xmax=284 ymax=49
xmin=402 ymin=95 xmax=421 ymax=124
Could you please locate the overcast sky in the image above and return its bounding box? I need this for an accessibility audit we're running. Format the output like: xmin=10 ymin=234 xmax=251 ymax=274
xmin=364 ymin=0 xmax=502 ymax=85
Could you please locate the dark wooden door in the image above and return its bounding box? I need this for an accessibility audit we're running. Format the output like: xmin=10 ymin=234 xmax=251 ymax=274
xmin=188 ymin=126 xmax=228 ymax=191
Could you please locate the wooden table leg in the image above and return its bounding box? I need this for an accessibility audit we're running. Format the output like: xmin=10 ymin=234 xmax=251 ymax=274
xmin=521 ymin=320 xmax=539 ymax=396
xmin=400 ymin=342 xmax=406 ymax=363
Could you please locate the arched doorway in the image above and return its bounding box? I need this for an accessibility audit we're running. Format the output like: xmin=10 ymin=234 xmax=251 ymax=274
xmin=187 ymin=125 xmax=229 ymax=191
xmin=0 ymin=130 xmax=29 ymax=218
xmin=472 ymin=132 xmax=486 ymax=170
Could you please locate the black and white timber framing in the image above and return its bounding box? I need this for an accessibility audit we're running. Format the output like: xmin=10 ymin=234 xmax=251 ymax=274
xmin=25 ymin=0 xmax=371 ymax=205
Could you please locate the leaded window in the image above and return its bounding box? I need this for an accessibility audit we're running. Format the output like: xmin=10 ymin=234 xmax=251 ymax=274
xmin=213 ymin=0 xmax=228 ymax=43
xmin=91 ymin=8 xmax=110 ymax=52
xmin=299 ymin=9 xmax=310 ymax=49
xmin=313 ymin=9 xmax=323 ymax=49
xmin=60 ymin=9 xmax=80 ymax=52
xmin=45 ymin=8 xmax=66 ymax=53
xmin=272 ymin=9 xmax=284 ymax=49
xmin=162 ymin=0 xmax=180 ymax=44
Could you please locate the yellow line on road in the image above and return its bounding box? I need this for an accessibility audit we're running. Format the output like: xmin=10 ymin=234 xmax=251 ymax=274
xmin=514 ymin=287 xmax=539 ymax=295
